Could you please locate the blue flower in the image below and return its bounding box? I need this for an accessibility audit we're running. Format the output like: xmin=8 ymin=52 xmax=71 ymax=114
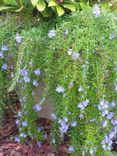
xmin=16 ymin=119 xmax=20 ymax=125
xmin=33 ymin=104 xmax=42 ymax=112
xmin=71 ymin=52 xmax=80 ymax=60
xmin=34 ymin=69 xmax=41 ymax=76
xmin=48 ymin=29 xmax=56 ymax=38
xmin=15 ymin=136 xmax=20 ymax=143
xmin=115 ymin=84 xmax=117 ymax=91
xmin=15 ymin=33 xmax=22 ymax=43
xmin=23 ymin=76 xmax=30 ymax=83
xmin=78 ymin=86 xmax=84 ymax=92
xmin=51 ymin=113 xmax=57 ymax=120
xmin=102 ymin=120 xmax=107 ymax=128
xmin=67 ymin=49 xmax=73 ymax=56
xmin=2 ymin=63 xmax=8 ymax=70
xmin=33 ymin=80 xmax=39 ymax=87
xmin=107 ymin=112 xmax=114 ymax=120
xmin=0 ymin=51 xmax=4 ymax=58
xmin=20 ymin=69 xmax=28 ymax=76
xmin=109 ymin=33 xmax=116 ymax=40
xmin=20 ymin=133 xmax=27 ymax=138
xmin=92 ymin=4 xmax=101 ymax=17
xmin=18 ymin=110 xmax=22 ymax=117
xmin=58 ymin=119 xmax=69 ymax=134
xmin=1 ymin=45 xmax=8 ymax=51
xmin=71 ymin=121 xmax=77 ymax=127
xmin=68 ymin=146 xmax=75 ymax=153
xmin=22 ymin=121 xmax=28 ymax=126
xmin=56 ymin=86 xmax=65 ymax=93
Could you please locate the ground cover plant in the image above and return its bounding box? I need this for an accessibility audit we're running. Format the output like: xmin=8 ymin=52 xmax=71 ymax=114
xmin=0 ymin=2 xmax=117 ymax=156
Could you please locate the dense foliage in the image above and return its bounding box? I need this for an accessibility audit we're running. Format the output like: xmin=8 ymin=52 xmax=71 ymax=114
xmin=0 ymin=2 xmax=117 ymax=156
xmin=0 ymin=0 xmax=117 ymax=17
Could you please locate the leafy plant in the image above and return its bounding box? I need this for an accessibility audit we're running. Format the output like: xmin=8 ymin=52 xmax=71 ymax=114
xmin=0 ymin=0 xmax=33 ymax=12
xmin=1 ymin=5 xmax=117 ymax=156
xmin=45 ymin=9 xmax=117 ymax=155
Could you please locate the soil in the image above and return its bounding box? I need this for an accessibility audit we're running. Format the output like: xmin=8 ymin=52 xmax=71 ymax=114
xmin=0 ymin=92 xmax=69 ymax=156
xmin=0 ymin=91 xmax=116 ymax=156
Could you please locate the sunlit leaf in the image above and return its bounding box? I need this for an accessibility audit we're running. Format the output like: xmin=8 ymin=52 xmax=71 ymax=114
xmin=63 ymin=4 xmax=76 ymax=12
xmin=48 ymin=0 xmax=58 ymax=7
xmin=31 ymin=0 xmax=39 ymax=6
xmin=56 ymin=5 xmax=65 ymax=16
xmin=36 ymin=0 xmax=46 ymax=11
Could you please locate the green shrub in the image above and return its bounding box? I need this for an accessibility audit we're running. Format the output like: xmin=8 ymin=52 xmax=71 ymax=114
xmin=0 ymin=0 xmax=114 ymax=17
xmin=45 ymin=9 xmax=117 ymax=155
xmin=7 ymin=7 xmax=117 ymax=155
xmin=0 ymin=13 xmax=39 ymax=124
xmin=1 ymin=5 xmax=117 ymax=155
xmin=0 ymin=14 xmax=19 ymax=124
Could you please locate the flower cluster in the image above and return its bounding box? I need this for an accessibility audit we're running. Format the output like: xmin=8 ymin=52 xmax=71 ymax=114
xmin=92 ymin=4 xmax=101 ymax=17
xmin=77 ymin=99 xmax=89 ymax=111
xmin=48 ymin=29 xmax=56 ymax=39
xmin=67 ymin=49 xmax=80 ymax=60
xmin=0 ymin=45 xmax=9 ymax=71
xmin=56 ymin=86 xmax=65 ymax=93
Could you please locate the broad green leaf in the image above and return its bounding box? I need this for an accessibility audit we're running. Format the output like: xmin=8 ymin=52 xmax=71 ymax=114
xmin=36 ymin=0 xmax=46 ymax=12
xmin=4 ymin=0 xmax=18 ymax=6
xmin=31 ymin=0 xmax=39 ymax=6
xmin=48 ymin=0 xmax=58 ymax=7
xmin=56 ymin=5 xmax=65 ymax=16
xmin=0 ymin=5 xmax=16 ymax=11
xmin=63 ymin=4 xmax=76 ymax=12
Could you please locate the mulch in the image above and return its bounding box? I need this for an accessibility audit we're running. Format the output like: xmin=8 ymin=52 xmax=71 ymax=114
xmin=0 ymin=92 xmax=69 ymax=156
xmin=0 ymin=91 xmax=117 ymax=155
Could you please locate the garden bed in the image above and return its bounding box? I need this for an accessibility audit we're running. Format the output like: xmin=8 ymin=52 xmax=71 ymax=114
xmin=0 ymin=1 xmax=117 ymax=156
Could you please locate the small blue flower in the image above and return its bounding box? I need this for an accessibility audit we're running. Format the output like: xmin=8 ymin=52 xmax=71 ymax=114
xmin=89 ymin=149 xmax=94 ymax=155
xmin=15 ymin=33 xmax=22 ymax=43
xmin=2 ymin=63 xmax=8 ymax=70
xmin=20 ymin=133 xmax=27 ymax=138
xmin=107 ymin=112 xmax=114 ymax=120
xmin=92 ymin=4 xmax=101 ymax=17
xmin=59 ymin=119 xmax=69 ymax=134
xmin=34 ymin=69 xmax=41 ymax=76
xmin=1 ymin=45 xmax=8 ymax=51
xmin=33 ymin=104 xmax=42 ymax=112
xmin=16 ymin=119 xmax=20 ymax=125
xmin=18 ymin=110 xmax=22 ymax=117
xmin=52 ymin=138 xmax=56 ymax=144
xmin=78 ymin=86 xmax=84 ymax=92
xmin=22 ymin=121 xmax=28 ymax=126
xmin=67 ymin=49 xmax=73 ymax=56
xmin=109 ymin=34 xmax=116 ymax=40
xmin=68 ymin=146 xmax=75 ymax=153
xmin=71 ymin=121 xmax=77 ymax=127
xmin=102 ymin=120 xmax=107 ymax=128
xmin=48 ymin=29 xmax=56 ymax=38
xmin=15 ymin=136 xmax=20 ymax=143
xmin=23 ymin=76 xmax=30 ymax=83
xmin=0 ymin=51 xmax=4 ymax=58
xmin=51 ymin=113 xmax=57 ymax=120
xmin=115 ymin=84 xmax=117 ymax=91
xmin=20 ymin=69 xmax=28 ymax=76
xmin=37 ymin=142 xmax=42 ymax=148
xmin=71 ymin=52 xmax=80 ymax=60
xmin=56 ymin=86 xmax=65 ymax=93
xmin=33 ymin=80 xmax=39 ymax=87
